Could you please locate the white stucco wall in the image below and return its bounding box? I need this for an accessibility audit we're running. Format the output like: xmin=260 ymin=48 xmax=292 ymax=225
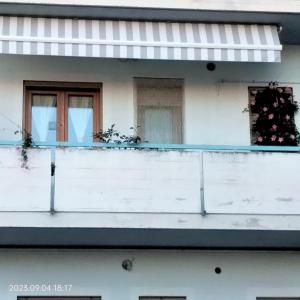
xmin=1 ymin=0 xmax=300 ymax=13
xmin=1 ymin=147 xmax=300 ymax=231
xmin=1 ymin=45 xmax=300 ymax=146
xmin=2 ymin=249 xmax=300 ymax=300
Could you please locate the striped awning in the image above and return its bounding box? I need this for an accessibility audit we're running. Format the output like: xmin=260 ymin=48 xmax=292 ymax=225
xmin=0 ymin=16 xmax=282 ymax=62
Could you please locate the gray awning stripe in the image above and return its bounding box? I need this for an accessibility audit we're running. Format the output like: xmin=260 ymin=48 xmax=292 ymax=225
xmin=0 ymin=16 xmax=282 ymax=62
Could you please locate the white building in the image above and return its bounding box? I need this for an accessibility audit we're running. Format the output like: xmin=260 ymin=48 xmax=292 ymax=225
xmin=0 ymin=1 xmax=300 ymax=300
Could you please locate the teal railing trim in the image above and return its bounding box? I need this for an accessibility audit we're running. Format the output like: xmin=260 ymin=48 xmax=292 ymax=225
xmin=0 ymin=140 xmax=300 ymax=152
xmin=0 ymin=140 xmax=21 ymax=146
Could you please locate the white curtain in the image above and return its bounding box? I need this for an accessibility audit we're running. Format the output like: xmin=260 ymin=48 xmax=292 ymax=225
xmin=136 ymin=79 xmax=183 ymax=144
xmin=31 ymin=95 xmax=56 ymax=143
xmin=140 ymin=298 xmax=186 ymax=300
xmin=144 ymin=108 xmax=173 ymax=143
xmin=68 ymin=108 xmax=93 ymax=143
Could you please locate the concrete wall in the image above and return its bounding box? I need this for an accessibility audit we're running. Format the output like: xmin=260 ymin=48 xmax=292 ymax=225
xmin=2 ymin=249 xmax=300 ymax=300
xmin=1 ymin=46 xmax=300 ymax=146
xmin=55 ymin=148 xmax=201 ymax=213
xmin=204 ymin=151 xmax=300 ymax=214
xmin=54 ymin=149 xmax=300 ymax=215
xmin=0 ymin=148 xmax=50 ymax=211
xmin=2 ymin=147 xmax=300 ymax=215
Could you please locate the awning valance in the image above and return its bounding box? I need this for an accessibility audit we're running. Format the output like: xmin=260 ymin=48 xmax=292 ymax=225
xmin=0 ymin=16 xmax=282 ymax=62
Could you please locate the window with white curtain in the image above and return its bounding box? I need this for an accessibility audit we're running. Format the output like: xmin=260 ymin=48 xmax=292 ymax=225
xmin=68 ymin=95 xmax=94 ymax=144
xmin=136 ymin=78 xmax=183 ymax=144
xmin=140 ymin=297 xmax=186 ymax=300
xmin=31 ymin=94 xmax=57 ymax=143
xmin=18 ymin=296 xmax=101 ymax=300
xmin=24 ymin=82 xmax=102 ymax=144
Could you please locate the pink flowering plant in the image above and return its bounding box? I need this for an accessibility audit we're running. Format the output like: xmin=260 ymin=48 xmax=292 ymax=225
xmin=249 ymin=82 xmax=299 ymax=146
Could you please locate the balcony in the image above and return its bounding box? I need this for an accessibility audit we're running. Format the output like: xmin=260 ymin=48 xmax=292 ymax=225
xmin=1 ymin=142 xmax=300 ymax=249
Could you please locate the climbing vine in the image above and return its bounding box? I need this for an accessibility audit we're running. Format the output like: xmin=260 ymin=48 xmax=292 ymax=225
xmin=15 ymin=129 xmax=33 ymax=168
xmin=248 ymin=82 xmax=300 ymax=146
xmin=94 ymin=124 xmax=142 ymax=145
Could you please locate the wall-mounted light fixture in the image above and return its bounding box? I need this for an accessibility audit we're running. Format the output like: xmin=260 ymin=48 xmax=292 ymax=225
xmin=207 ymin=62 xmax=216 ymax=71
xmin=122 ymin=259 xmax=133 ymax=271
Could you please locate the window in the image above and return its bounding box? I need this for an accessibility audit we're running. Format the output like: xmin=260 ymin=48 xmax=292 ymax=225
xmin=19 ymin=298 xmax=101 ymax=300
xmin=140 ymin=297 xmax=186 ymax=300
xmin=24 ymin=81 xmax=102 ymax=144
xmin=136 ymin=78 xmax=183 ymax=144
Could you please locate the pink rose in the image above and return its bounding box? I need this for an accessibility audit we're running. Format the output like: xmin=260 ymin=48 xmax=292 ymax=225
xmin=290 ymin=134 xmax=295 ymax=140
xmin=263 ymin=107 xmax=268 ymax=112
xmin=269 ymin=82 xmax=278 ymax=89
xmin=271 ymin=135 xmax=277 ymax=141
xmin=286 ymin=115 xmax=291 ymax=120
xmin=257 ymin=136 xmax=263 ymax=142
xmin=278 ymin=137 xmax=284 ymax=143
xmin=251 ymin=100 xmax=256 ymax=106
xmin=273 ymin=102 xmax=278 ymax=108
xmin=268 ymin=114 xmax=274 ymax=120
xmin=271 ymin=124 xmax=277 ymax=130
xmin=280 ymin=97 xmax=285 ymax=103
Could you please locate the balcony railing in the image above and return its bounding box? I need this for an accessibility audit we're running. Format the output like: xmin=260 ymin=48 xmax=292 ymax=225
xmin=0 ymin=141 xmax=299 ymax=216
xmin=1 ymin=140 xmax=300 ymax=152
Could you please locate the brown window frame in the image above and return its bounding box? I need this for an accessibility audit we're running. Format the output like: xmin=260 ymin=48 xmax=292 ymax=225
xmin=24 ymin=81 xmax=102 ymax=143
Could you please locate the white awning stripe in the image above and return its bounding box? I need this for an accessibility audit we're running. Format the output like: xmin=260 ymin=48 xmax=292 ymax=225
xmin=0 ymin=35 xmax=284 ymax=50
xmin=0 ymin=16 xmax=282 ymax=62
